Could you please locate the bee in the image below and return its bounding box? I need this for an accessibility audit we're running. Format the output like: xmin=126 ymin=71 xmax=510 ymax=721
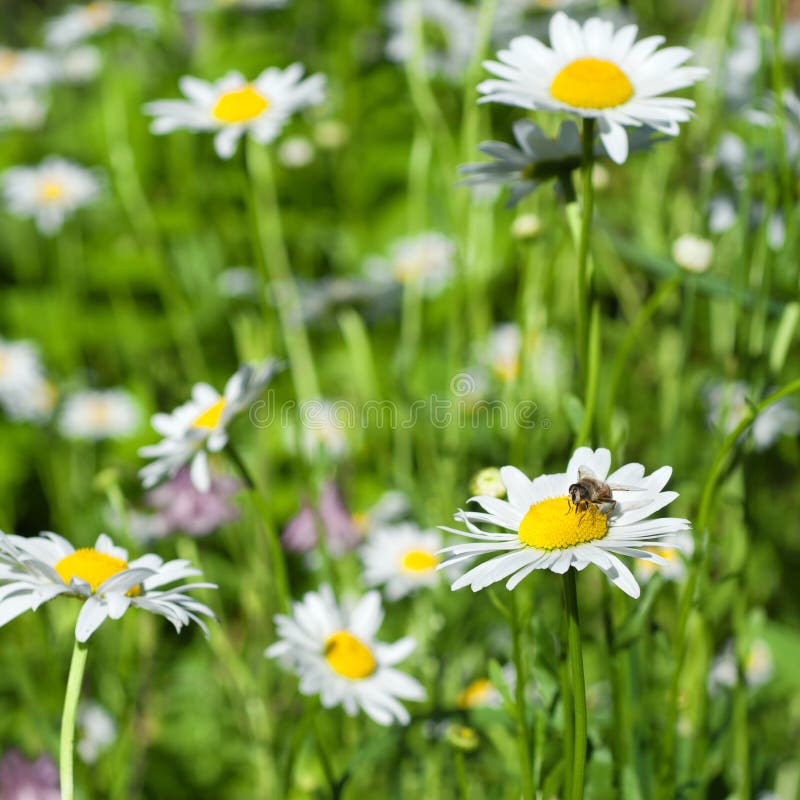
xmin=568 ymin=467 xmax=642 ymax=516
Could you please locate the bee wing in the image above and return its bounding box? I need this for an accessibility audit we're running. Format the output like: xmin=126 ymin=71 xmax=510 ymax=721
xmin=576 ymin=466 xmax=597 ymax=480
xmin=607 ymin=482 xmax=646 ymax=492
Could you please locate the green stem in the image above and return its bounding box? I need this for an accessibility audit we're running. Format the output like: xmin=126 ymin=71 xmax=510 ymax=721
xmin=661 ymin=378 xmax=800 ymax=796
xmin=454 ymin=751 xmax=469 ymax=800
xmin=225 ymin=443 xmax=291 ymax=612
xmin=574 ymin=302 xmax=601 ymax=448
xmin=509 ymin=592 xmax=534 ymax=800
xmin=563 ymin=571 xmax=587 ymax=800
xmin=60 ymin=639 xmax=88 ymax=800
xmin=245 ymin=139 xmax=319 ymax=404
xmin=560 ymin=609 xmax=574 ymax=800
xmin=576 ymin=117 xmax=596 ymax=377
xmin=312 ymin=717 xmax=339 ymax=799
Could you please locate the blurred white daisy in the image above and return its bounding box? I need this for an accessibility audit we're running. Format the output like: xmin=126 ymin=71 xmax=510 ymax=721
xmin=139 ymin=358 xmax=280 ymax=492
xmin=361 ymin=523 xmax=442 ymax=600
xmin=457 ymin=677 xmax=502 ymax=709
xmin=635 ymin=530 xmax=693 ymax=584
xmin=0 ymin=532 xmax=216 ymax=642
xmin=58 ymin=46 xmax=103 ymax=83
xmin=143 ymin=65 xmax=326 ymax=159
xmin=266 ymin=585 xmax=426 ymax=725
xmin=45 ymin=2 xmax=156 ymax=48
xmin=706 ymin=382 xmax=800 ymax=451
xmin=367 ymin=232 xmax=455 ymax=297
xmin=478 ymin=12 xmax=707 ymax=163
xmin=299 ymin=399 xmax=349 ymax=462
xmin=2 ymin=157 xmax=101 ymax=235
xmin=0 ymin=338 xmax=48 ymax=416
xmin=483 ymin=323 xmax=522 ymax=381
xmin=439 ymin=447 xmax=691 ymax=598
xmin=277 ymin=135 xmax=315 ymax=168
xmin=76 ymin=701 xmax=116 ymax=764
xmin=385 ymin=0 xmax=477 ymax=81
xmin=58 ymin=389 xmax=141 ymax=441
xmin=672 ymin=234 xmax=713 ymax=273
xmin=0 ymin=48 xmax=54 ymax=92
xmin=708 ymin=639 xmax=774 ymax=694
xmin=0 ymin=92 xmax=49 ymax=131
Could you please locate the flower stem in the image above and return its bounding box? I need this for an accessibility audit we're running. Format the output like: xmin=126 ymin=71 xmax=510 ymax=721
xmin=576 ymin=117 xmax=596 ymax=379
xmin=562 ymin=570 xmax=587 ymax=800
xmin=225 ymin=443 xmax=291 ymax=612
xmin=60 ymin=639 xmax=88 ymax=800
xmin=509 ymin=592 xmax=534 ymax=800
xmin=454 ymin=751 xmax=469 ymax=800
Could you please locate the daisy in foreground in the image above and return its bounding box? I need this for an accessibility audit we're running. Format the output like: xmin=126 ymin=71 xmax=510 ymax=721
xmin=478 ymin=12 xmax=707 ymax=163
xmin=0 ymin=531 xmax=216 ymax=641
xmin=143 ymin=65 xmax=325 ymax=159
xmin=139 ymin=358 xmax=280 ymax=492
xmin=438 ymin=447 xmax=691 ymax=598
xmin=266 ymin=585 xmax=426 ymax=725
xmin=2 ymin=157 xmax=101 ymax=235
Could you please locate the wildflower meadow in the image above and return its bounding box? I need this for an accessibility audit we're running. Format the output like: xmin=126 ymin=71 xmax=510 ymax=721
xmin=0 ymin=1 xmax=798 ymax=798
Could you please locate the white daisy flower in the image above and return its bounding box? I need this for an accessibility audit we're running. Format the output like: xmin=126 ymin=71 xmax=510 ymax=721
xmin=265 ymin=585 xmax=426 ymax=725
xmin=0 ymin=338 xmax=48 ymax=414
xmin=457 ymin=677 xmax=502 ymax=709
xmin=0 ymin=48 xmax=54 ymax=92
xmin=635 ymin=530 xmax=693 ymax=584
xmin=58 ymin=389 xmax=141 ymax=441
xmin=484 ymin=323 xmax=522 ymax=381
xmin=361 ymin=523 xmax=442 ymax=601
xmin=298 ymin=399 xmax=349 ymax=462
xmin=76 ymin=701 xmax=116 ymax=764
xmin=0 ymin=531 xmax=216 ymax=642
xmin=45 ymin=2 xmax=157 ymax=49
xmin=708 ymin=639 xmax=774 ymax=694
xmin=438 ymin=447 xmax=691 ymax=598
xmin=143 ymin=65 xmax=326 ymax=159
xmin=0 ymin=92 xmax=49 ymax=131
xmin=139 ymin=358 xmax=280 ymax=492
xmin=478 ymin=11 xmax=708 ymax=163
xmin=58 ymin=45 xmax=103 ymax=83
xmin=385 ymin=0 xmax=478 ymax=81
xmin=672 ymin=234 xmax=713 ymax=273
xmin=366 ymin=232 xmax=455 ymax=297
xmin=706 ymin=382 xmax=800 ymax=451
xmin=2 ymin=157 xmax=101 ymax=235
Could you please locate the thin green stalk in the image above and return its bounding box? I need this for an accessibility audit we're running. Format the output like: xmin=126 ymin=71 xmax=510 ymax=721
xmin=576 ymin=117 xmax=596 ymax=376
xmin=245 ymin=139 xmax=319 ymax=404
xmin=563 ymin=570 xmax=587 ymax=800
xmin=226 ymin=443 xmax=291 ymax=612
xmin=313 ymin=717 xmax=339 ymax=800
xmin=60 ymin=639 xmax=88 ymax=800
xmin=574 ymin=301 xmax=601 ymax=448
xmin=732 ymin=594 xmax=750 ymax=800
xmin=454 ymin=751 xmax=469 ymax=800
xmin=560 ymin=609 xmax=574 ymax=800
xmin=509 ymin=592 xmax=534 ymax=800
xmin=661 ymin=378 xmax=800 ymax=796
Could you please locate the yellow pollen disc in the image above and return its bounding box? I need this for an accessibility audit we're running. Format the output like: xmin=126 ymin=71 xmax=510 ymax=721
xmin=324 ymin=631 xmax=376 ymax=679
xmin=38 ymin=181 xmax=64 ymax=203
xmin=550 ymin=58 xmax=633 ymax=109
xmin=0 ymin=52 xmax=19 ymax=77
xmin=518 ymin=496 xmax=608 ymax=550
xmin=212 ymin=85 xmax=269 ymax=124
xmin=494 ymin=358 xmax=520 ymax=382
xmin=400 ymin=549 xmax=439 ymax=573
xmin=192 ymin=397 xmax=226 ymax=430
xmin=55 ymin=548 xmax=139 ymax=595
xmin=457 ymin=678 xmax=493 ymax=709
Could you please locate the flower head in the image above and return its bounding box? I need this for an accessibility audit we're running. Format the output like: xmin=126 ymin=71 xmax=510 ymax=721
xmin=77 ymin=701 xmax=116 ymax=764
xmin=361 ymin=523 xmax=442 ymax=600
xmin=367 ymin=232 xmax=455 ymax=296
xmin=144 ymin=65 xmax=326 ymax=159
xmin=478 ymin=12 xmax=707 ymax=163
xmin=438 ymin=447 xmax=691 ymax=598
xmin=139 ymin=358 xmax=280 ymax=492
xmin=58 ymin=388 xmax=141 ymax=441
xmin=266 ymin=585 xmax=425 ymax=725
xmin=0 ymin=532 xmax=216 ymax=642
xmin=2 ymin=157 xmax=101 ymax=235
xmin=0 ymin=48 xmax=54 ymax=93
xmin=0 ymin=338 xmax=54 ymax=422
xmin=45 ymin=2 xmax=156 ymax=48
xmin=0 ymin=749 xmax=60 ymax=800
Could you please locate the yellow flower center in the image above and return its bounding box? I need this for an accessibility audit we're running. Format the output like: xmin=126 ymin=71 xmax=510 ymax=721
xmin=84 ymin=3 xmax=113 ymax=28
xmin=400 ymin=549 xmax=439 ymax=573
xmin=38 ymin=181 xmax=65 ymax=203
xmin=493 ymin=358 xmax=520 ymax=382
xmin=324 ymin=631 xmax=376 ymax=679
xmin=55 ymin=548 xmax=139 ymax=595
xmin=550 ymin=58 xmax=633 ymax=109
xmin=192 ymin=397 xmax=226 ymax=429
xmin=212 ymin=85 xmax=269 ymax=124
xmin=457 ymin=678 xmax=494 ymax=709
xmin=518 ymin=496 xmax=608 ymax=550
xmin=0 ymin=51 xmax=19 ymax=77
